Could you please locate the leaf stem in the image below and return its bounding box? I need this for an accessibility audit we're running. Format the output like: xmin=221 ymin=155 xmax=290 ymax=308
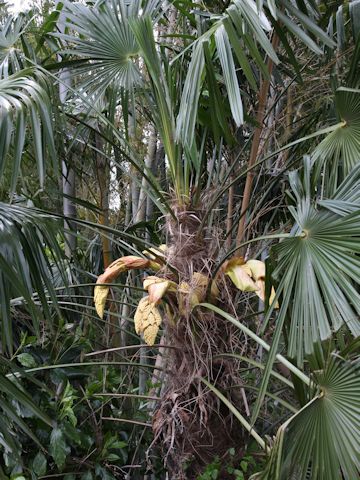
xmin=199 ymin=303 xmax=311 ymax=386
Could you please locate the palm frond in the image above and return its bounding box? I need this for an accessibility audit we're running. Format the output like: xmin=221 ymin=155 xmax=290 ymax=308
xmin=55 ymin=0 xmax=144 ymax=97
xmin=270 ymin=158 xmax=360 ymax=365
xmin=215 ymin=24 xmax=243 ymax=126
xmin=312 ymin=88 xmax=360 ymax=192
xmin=174 ymin=38 xmax=206 ymax=150
xmin=0 ymin=202 xmax=66 ymax=355
xmin=319 ymin=162 xmax=360 ymax=215
xmin=0 ymin=359 xmax=53 ymax=438
xmin=0 ymin=69 xmax=56 ymax=191
xmin=176 ymin=0 xmax=334 ymax=147
xmin=129 ymin=15 xmax=180 ymax=195
xmin=252 ymin=355 xmax=360 ymax=480
xmin=0 ymin=15 xmax=26 ymax=75
xmin=54 ymin=1 xmax=183 ymax=196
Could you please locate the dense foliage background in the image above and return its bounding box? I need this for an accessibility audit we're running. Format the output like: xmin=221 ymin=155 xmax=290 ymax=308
xmin=0 ymin=0 xmax=360 ymax=479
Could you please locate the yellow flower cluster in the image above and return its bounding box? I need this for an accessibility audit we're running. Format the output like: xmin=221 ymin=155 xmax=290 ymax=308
xmin=223 ymin=257 xmax=277 ymax=306
xmin=94 ymin=248 xmax=278 ymax=348
xmin=94 ymin=255 xmax=152 ymax=318
xmin=134 ymin=296 xmax=162 ymax=346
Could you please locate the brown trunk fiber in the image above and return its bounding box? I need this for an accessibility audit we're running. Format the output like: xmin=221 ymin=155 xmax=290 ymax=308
xmin=150 ymin=200 xmax=252 ymax=478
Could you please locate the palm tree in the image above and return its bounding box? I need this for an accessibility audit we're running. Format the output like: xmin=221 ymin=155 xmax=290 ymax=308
xmin=0 ymin=0 xmax=360 ymax=478
xmin=51 ymin=0 xmax=360 ymax=477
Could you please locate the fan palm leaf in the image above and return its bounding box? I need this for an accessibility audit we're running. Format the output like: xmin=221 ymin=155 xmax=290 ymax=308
xmin=312 ymin=88 xmax=360 ymax=192
xmin=0 ymin=15 xmax=25 ymax=75
xmin=0 ymin=202 xmax=67 ymax=355
xmin=55 ymin=0 xmax=167 ymax=99
xmin=252 ymin=355 xmax=360 ymax=480
xmin=55 ymin=0 xmax=144 ymax=97
xmin=176 ymin=0 xmax=335 ymax=147
xmin=269 ymin=159 xmax=360 ymax=365
xmin=319 ymin=167 xmax=360 ymax=216
xmin=0 ymin=69 xmax=56 ymax=190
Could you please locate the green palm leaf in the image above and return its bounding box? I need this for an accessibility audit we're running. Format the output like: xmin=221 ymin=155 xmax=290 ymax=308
xmin=252 ymin=355 xmax=360 ymax=480
xmin=312 ymin=88 xmax=360 ymax=191
xmin=175 ymin=0 xmax=278 ymax=147
xmin=55 ymin=0 xmax=149 ymax=97
xmin=176 ymin=0 xmax=334 ymax=148
xmin=0 ymin=69 xmax=56 ymax=190
xmin=0 ymin=355 xmax=53 ymax=462
xmin=215 ymin=24 xmax=244 ymax=126
xmin=267 ymin=159 xmax=360 ymax=365
xmin=319 ymin=162 xmax=360 ymax=215
xmin=175 ymin=38 xmax=206 ymax=148
xmin=0 ymin=15 xmax=25 ymax=73
xmin=55 ymin=1 xmax=183 ymax=196
xmin=0 ymin=17 xmax=56 ymax=191
xmin=0 ymin=202 xmax=66 ymax=355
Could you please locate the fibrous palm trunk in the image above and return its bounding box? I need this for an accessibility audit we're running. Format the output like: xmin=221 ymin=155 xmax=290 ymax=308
xmin=95 ymin=200 xmax=261 ymax=478
xmin=150 ymin=201 xmax=249 ymax=479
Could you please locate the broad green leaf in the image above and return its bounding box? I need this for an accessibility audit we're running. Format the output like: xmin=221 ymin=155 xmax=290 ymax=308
xmin=0 ymin=395 xmax=43 ymax=446
xmin=32 ymin=452 xmax=47 ymax=476
xmin=50 ymin=427 xmax=69 ymax=470
xmin=81 ymin=473 xmax=93 ymax=480
xmin=17 ymin=353 xmax=37 ymax=368
xmin=95 ymin=465 xmax=116 ymax=480
xmin=0 ymin=373 xmax=52 ymax=428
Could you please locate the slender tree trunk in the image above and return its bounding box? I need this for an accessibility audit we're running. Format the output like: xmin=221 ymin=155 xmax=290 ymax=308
xmin=58 ymin=25 xmax=76 ymax=259
xmin=236 ymin=33 xmax=279 ymax=249
xmin=135 ymin=124 xmax=157 ymax=224
xmin=128 ymin=111 xmax=140 ymax=223
xmin=131 ymin=172 xmax=140 ymax=222
xmin=124 ymin=183 xmax=132 ymax=227
xmin=95 ymin=132 xmax=112 ymax=269
xmin=156 ymin=141 xmax=166 ymax=191
xmin=62 ymin=161 xmax=76 ymax=258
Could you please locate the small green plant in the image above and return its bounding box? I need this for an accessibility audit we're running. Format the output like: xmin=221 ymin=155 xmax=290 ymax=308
xmin=0 ymin=323 xmax=149 ymax=478
xmin=197 ymin=457 xmax=221 ymax=480
xmin=197 ymin=450 xmax=262 ymax=480
xmin=227 ymin=453 xmax=258 ymax=479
